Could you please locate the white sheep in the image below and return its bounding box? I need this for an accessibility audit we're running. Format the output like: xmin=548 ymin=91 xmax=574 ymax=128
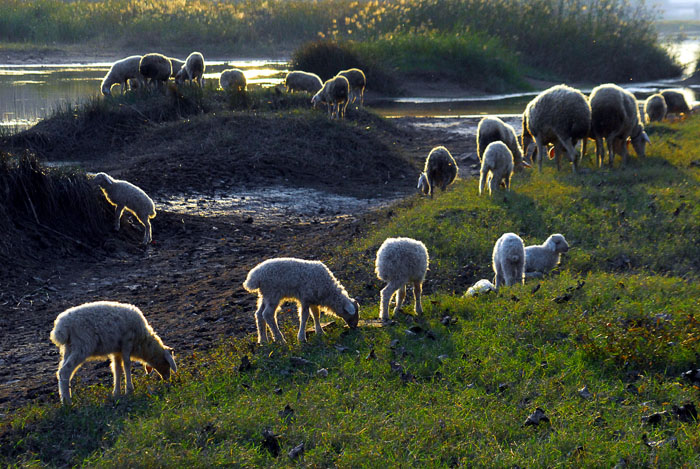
xmin=524 ymin=234 xmax=569 ymax=278
xmin=479 ymin=141 xmax=514 ymax=196
xmin=284 ymin=71 xmax=323 ymax=94
xmin=417 ymin=146 xmax=458 ymax=198
xmin=243 ymin=257 xmax=359 ymax=344
xmin=219 ymin=69 xmax=247 ymax=92
xmin=492 ymin=233 xmax=525 ymax=289
xmin=374 ymin=237 xmax=429 ymax=321
xmin=92 ymin=172 xmax=156 ymax=245
xmin=139 ymin=53 xmax=172 ymax=90
xmin=476 ymin=116 xmax=527 ymax=168
xmin=50 ymin=301 xmax=176 ymax=405
xmin=644 ymin=93 xmax=667 ymax=123
xmin=175 ymin=51 xmax=205 ymax=88
xmin=311 ymin=75 xmax=349 ymax=119
xmin=660 ymin=89 xmax=692 ymax=118
xmin=338 ymin=68 xmax=366 ymax=107
xmin=522 ymin=84 xmax=591 ymax=173
xmin=101 ymin=55 xmax=144 ymax=96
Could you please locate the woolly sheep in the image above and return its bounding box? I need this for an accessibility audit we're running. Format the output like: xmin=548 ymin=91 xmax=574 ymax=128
xmin=479 ymin=141 xmax=514 ymax=196
xmin=243 ymin=257 xmax=359 ymax=344
xmin=311 ymin=75 xmax=350 ymax=119
xmin=660 ymin=89 xmax=691 ymax=117
xmin=139 ymin=53 xmax=172 ymax=90
xmin=375 ymin=237 xmax=429 ymax=321
xmin=169 ymin=57 xmax=185 ymax=78
xmin=476 ymin=116 xmax=526 ymax=168
xmin=50 ymin=301 xmax=176 ymax=405
xmin=417 ymin=146 xmax=458 ymax=197
xmin=219 ymin=69 xmax=247 ymax=92
xmin=522 ymin=84 xmax=591 ymax=173
xmin=492 ymin=233 xmax=525 ymax=289
xmin=92 ymin=172 xmax=156 ymax=245
xmin=644 ymin=93 xmax=667 ymax=123
xmin=101 ymin=55 xmax=144 ymax=96
xmin=284 ymin=71 xmax=323 ymax=94
xmin=524 ymin=234 xmax=569 ymax=278
xmin=175 ymin=51 xmax=205 ymax=87
xmin=338 ymin=68 xmax=366 ymax=107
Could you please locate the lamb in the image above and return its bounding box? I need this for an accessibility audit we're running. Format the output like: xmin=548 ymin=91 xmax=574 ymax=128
xmin=50 ymin=301 xmax=176 ymax=405
xmin=338 ymin=68 xmax=366 ymax=107
xmin=175 ymin=51 xmax=205 ymax=87
xmin=479 ymin=141 xmax=514 ymax=196
xmin=522 ymin=84 xmax=591 ymax=173
xmin=219 ymin=69 xmax=247 ymax=92
xmin=284 ymin=71 xmax=323 ymax=94
xmin=417 ymin=146 xmax=458 ymax=197
xmin=660 ymin=89 xmax=692 ymax=119
xmin=492 ymin=233 xmax=525 ymax=289
xmin=311 ymin=75 xmax=349 ymax=119
xmin=476 ymin=116 xmax=526 ymax=168
xmin=139 ymin=53 xmax=172 ymax=90
xmin=524 ymin=233 xmax=569 ymax=278
xmin=243 ymin=257 xmax=359 ymax=344
xmin=644 ymin=93 xmax=667 ymax=123
xmin=374 ymin=237 xmax=429 ymax=322
xmin=92 ymin=172 xmax=156 ymax=245
xmin=101 ymin=55 xmax=144 ymax=96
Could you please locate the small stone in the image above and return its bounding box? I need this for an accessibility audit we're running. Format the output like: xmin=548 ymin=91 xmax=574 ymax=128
xmin=288 ymin=442 xmax=304 ymax=460
xmin=578 ymin=385 xmax=593 ymax=400
xmin=524 ymin=408 xmax=549 ymax=427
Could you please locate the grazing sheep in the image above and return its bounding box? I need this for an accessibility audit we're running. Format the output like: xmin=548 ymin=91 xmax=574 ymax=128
xmin=644 ymin=93 xmax=667 ymax=123
xmin=219 ymin=69 xmax=247 ymax=92
xmin=417 ymin=146 xmax=458 ymax=197
xmin=175 ymin=51 xmax=205 ymax=87
xmin=479 ymin=141 xmax=514 ymax=196
xmin=375 ymin=237 xmax=429 ymax=321
xmin=311 ymin=75 xmax=349 ymax=119
xmin=522 ymin=84 xmax=591 ymax=173
xmin=92 ymin=172 xmax=156 ymax=245
xmin=243 ymin=258 xmax=359 ymax=344
xmin=492 ymin=233 xmax=525 ymax=289
xmin=284 ymin=71 xmax=323 ymax=94
xmin=101 ymin=55 xmax=144 ymax=96
xmin=524 ymin=234 xmax=569 ymax=278
xmin=169 ymin=57 xmax=185 ymax=78
xmin=50 ymin=301 xmax=176 ymax=405
xmin=139 ymin=53 xmax=172 ymax=90
xmin=338 ymin=68 xmax=366 ymax=107
xmin=660 ymin=89 xmax=692 ymax=118
xmin=476 ymin=116 xmax=526 ymax=168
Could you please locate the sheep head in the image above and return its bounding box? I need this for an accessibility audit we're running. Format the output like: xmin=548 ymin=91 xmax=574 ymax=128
xmin=338 ymin=298 xmax=359 ymax=329
xmin=547 ymin=234 xmax=569 ymax=253
xmin=145 ymin=347 xmax=177 ymax=380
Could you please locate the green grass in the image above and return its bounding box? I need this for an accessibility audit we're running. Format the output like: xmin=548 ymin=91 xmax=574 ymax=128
xmin=2 ymin=116 xmax=700 ymax=466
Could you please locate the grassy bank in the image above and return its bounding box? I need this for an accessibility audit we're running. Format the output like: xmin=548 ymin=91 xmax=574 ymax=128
xmin=2 ymin=114 xmax=699 ymax=466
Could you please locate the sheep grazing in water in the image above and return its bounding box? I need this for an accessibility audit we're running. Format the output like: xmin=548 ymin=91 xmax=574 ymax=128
xmin=312 ymin=75 xmax=350 ymax=119
xmin=479 ymin=141 xmax=514 ymax=196
xmin=492 ymin=233 xmax=525 ymax=289
xmin=522 ymin=84 xmax=591 ymax=173
xmin=660 ymin=89 xmax=692 ymax=119
xmin=476 ymin=116 xmax=527 ymax=169
xmin=284 ymin=71 xmax=323 ymax=94
xmin=243 ymin=257 xmax=359 ymax=344
xmin=375 ymin=237 xmax=429 ymax=322
xmin=644 ymin=93 xmax=667 ymax=123
xmin=338 ymin=68 xmax=366 ymax=107
xmin=92 ymin=172 xmax=156 ymax=245
xmin=101 ymin=55 xmax=144 ymax=96
xmin=175 ymin=51 xmax=205 ymax=87
xmin=139 ymin=53 xmax=172 ymax=90
xmin=219 ymin=69 xmax=247 ymax=92
xmin=524 ymin=234 xmax=569 ymax=278
xmin=417 ymin=146 xmax=458 ymax=197
xmin=50 ymin=301 xmax=176 ymax=405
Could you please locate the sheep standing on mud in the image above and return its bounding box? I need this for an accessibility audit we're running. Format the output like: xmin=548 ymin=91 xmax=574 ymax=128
xmin=644 ymin=93 xmax=667 ymax=123
xmin=417 ymin=146 xmax=458 ymax=197
xmin=338 ymin=68 xmax=366 ymax=107
xmin=375 ymin=237 xmax=429 ymax=322
xmin=101 ymin=55 xmax=144 ymax=96
xmin=284 ymin=71 xmax=323 ymax=94
xmin=479 ymin=141 xmax=514 ymax=196
xmin=476 ymin=116 xmax=526 ymax=168
xmin=311 ymin=75 xmax=350 ymax=119
xmin=220 ymin=69 xmax=247 ymax=92
xmin=660 ymin=89 xmax=692 ymax=119
xmin=522 ymin=84 xmax=591 ymax=173
xmin=524 ymin=234 xmax=569 ymax=278
xmin=243 ymin=258 xmax=359 ymax=344
xmin=50 ymin=301 xmax=176 ymax=405
xmin=92 ymin=172 xmax=156 ymax=245
xmin=139 ymin=53 xmax=172 ymax=90
xmin=492 ymin=233 xmax=525 ymax=289
xmin=175 ymin=51 xmax=205 ymax=87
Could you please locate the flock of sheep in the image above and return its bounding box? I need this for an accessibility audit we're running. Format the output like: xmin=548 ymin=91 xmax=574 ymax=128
xmin=52 ymin=59 xmax=692 ymax=406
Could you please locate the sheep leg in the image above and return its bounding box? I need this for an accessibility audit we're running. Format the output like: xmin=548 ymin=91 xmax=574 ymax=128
xmin=394 ymin=284 xmax=407 ymax=314
xmin=534 ymin=136 xmax=546 ymax=172
xmin=504 ymin=172 xmax=512 ymax=190
xmin=122 ymin=351 xmax=134 ymax=394
xmin=57 ymin=353 xmax=82 ymax=405
xmin=142 ymin=218 xmax=152 ymax=244
xmin=380 ymin=281 xmax=402 ymax=321
xmin=595 ymin=137 xmax=605 ymax=168
xmin=254 ymin=297 xmax=268 ymax=344
xmin=262 ymin=301 xmax=286 ymax=343
xmin=413 ymin=281 xmax=423 ymax=315
xmin=310 ymin=305 xmax=323 ymax=336
xmin=114 ymin=205 xmax=125 ymax=231
xmin=606 ymin=134 xmax=617 ymax=168
xmin=489 ymin=173 xmax=499 ymax=195
xmin=494 ymin=262 xmax=503 ymax=290
xmin=297 ymin=302 xmax=310 ymax=343
xmin=479 ymin=170 xmax=488 ymax=195
xmin=110 ymin=355 xmax=124 ymax=396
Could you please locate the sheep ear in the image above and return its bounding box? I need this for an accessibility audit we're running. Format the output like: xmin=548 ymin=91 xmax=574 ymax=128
xmin=165 ymin=349 xmax=177 ymax=373
xmin=643 ymin=132 xmax=651 ymax=144
xmin=345 ymin=300 xmax=358 ymax=316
